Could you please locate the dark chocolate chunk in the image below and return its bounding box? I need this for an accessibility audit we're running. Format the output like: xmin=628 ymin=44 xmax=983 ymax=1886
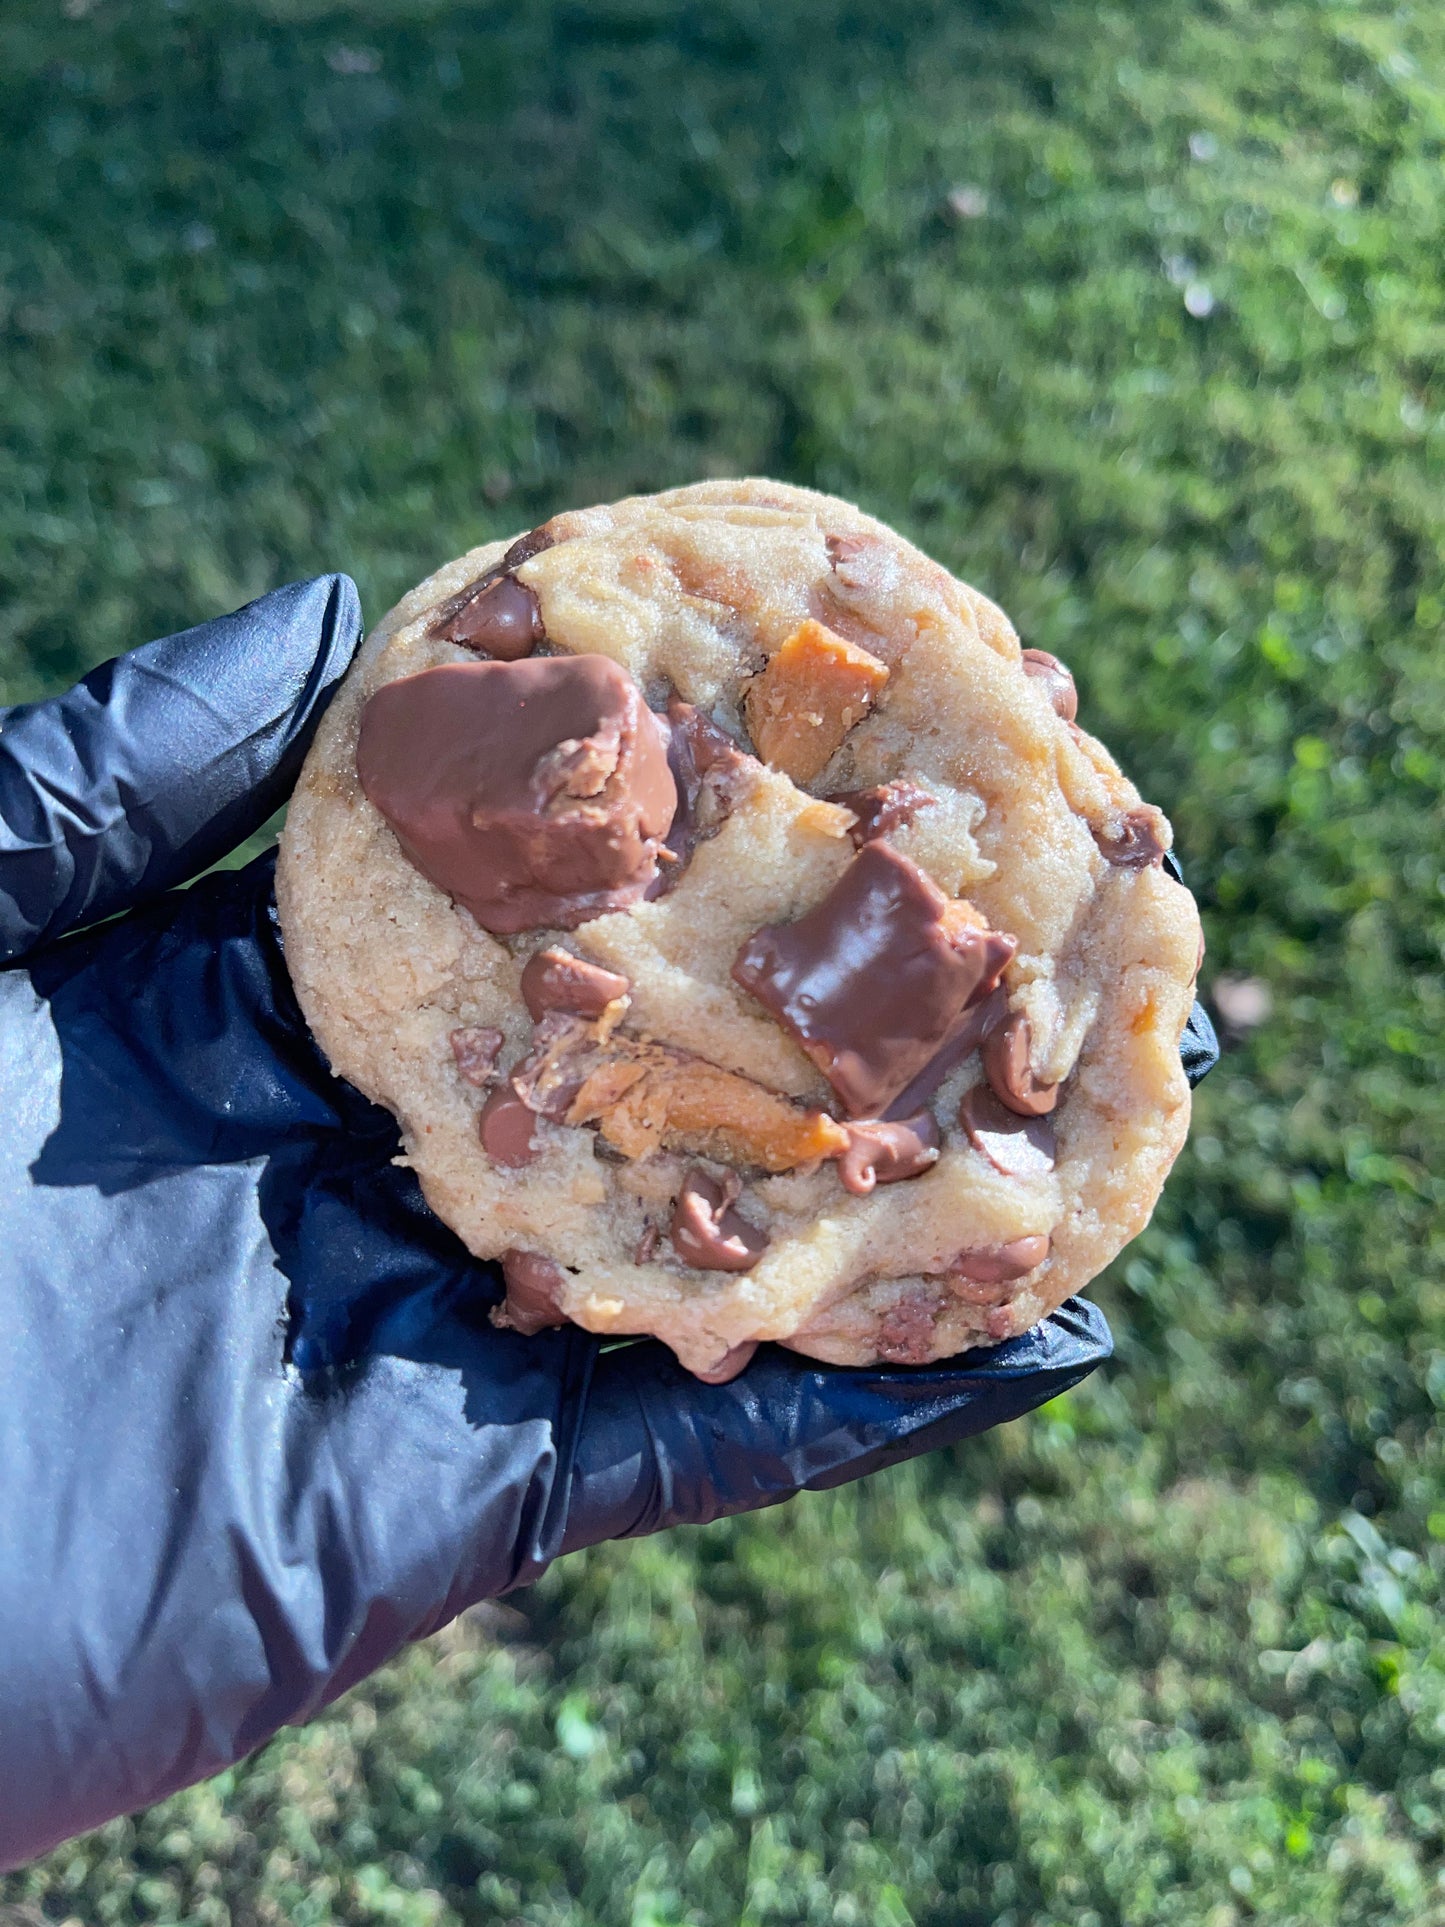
xmin=520 ymin=948 xmax=630 ymax=1022
xmin=951 ymin=1233 xmax=1055 ymax=1294
xmin=357 ymin=654 xmax=676 ymax=934
xmin=981 ymin=1011 xmax=1058 ymax=1118
xmin=1093 ymin=806 xmax=1168 ymax=869
xmin=958 ymin=1083 xmax=1056 ymax=1179
xmin=450 ymin=1025 xmax=504 ymax=1087
xmin=732 ymin=842 xmax=1016 ymax=1118
xmin=478 ymin=1088 xmax=540 ymax=1167
xmin=837 ymin=1111 xmax=941 ymax=1196
xmin=670 ymin=1168 xmax=769 ymax=1273
xmin=691 ymin=1341 xmax=759 ymax=1384
xmin=494 ymin=1248 xmax=568 ymax=1333
xmin=1021 ymin=648 xmax=1078 ymax=723
xmin=827 ymin=779 xmax=938 ymax=849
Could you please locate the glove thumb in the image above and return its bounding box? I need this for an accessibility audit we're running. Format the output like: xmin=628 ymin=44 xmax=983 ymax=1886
xmin=0 ymin=574 xmax=361 ymax=964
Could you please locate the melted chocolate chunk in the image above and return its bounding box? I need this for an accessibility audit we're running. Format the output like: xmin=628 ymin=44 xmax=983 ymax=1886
xmin=981 ymin=1012 xmax=1059 ymax=1118
xmin=837 ymin=1111 xmax=941 ymax=1196
xmin=958 ymin=1083 xmax=1056 ymax=1179
xmin=827 ymin=779 xmax=938 ymax=849
xmin=450 ymin=1026 xmax=504 ymax=1087
xmin=520 ymin=948 xmax=630 ymax=1021
xmin=357 ymin=655 xmax=676 ymax=934
xmin=691 ymin=1341 xmax=760 ymax=1384
xmin=880 ymin=984 xmax=1007 ymax=1121
xmin=732 ymin=843 xmax=1016 ymax=1118
xmin=1021 ymin=648 xmax=1078 ymax=723
xmin=479 ymin=1088 xmax=540 ymax=1167
xmin=670 ymin=1168 xmax=769 ymax=1272
xmin=494 ymin=1248 xmax=568 ymax=1333
xmin=1093 ymin=807 xmax=1168 ymax=869
xmin=948 ymin=1234 xmax=1051 ymax=1290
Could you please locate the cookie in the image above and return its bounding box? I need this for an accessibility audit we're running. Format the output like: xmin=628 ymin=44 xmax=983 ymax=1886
xmin=276 ymin=479 xmax=1201 ymax=1378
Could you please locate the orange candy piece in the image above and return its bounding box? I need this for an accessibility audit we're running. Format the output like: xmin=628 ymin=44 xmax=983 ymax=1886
xmin=568 ymin=1040 xmax=849 ymax=1171
xmin=743 ymin=619 xmax=889 ymax=784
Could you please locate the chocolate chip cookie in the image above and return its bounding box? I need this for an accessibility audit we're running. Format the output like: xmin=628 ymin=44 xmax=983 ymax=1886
xmin=276 ymin=479 xmax=1202 ymax=1378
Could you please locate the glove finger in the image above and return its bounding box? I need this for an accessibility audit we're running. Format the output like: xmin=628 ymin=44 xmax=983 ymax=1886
xmin=1160 ymin=848 xmax=1219 ymax=1087
xmin=560 ymin=1298 xmax=1112 ymax=1552
xmin=0 ymin=574 xmax=360 ymax=964
xmin=1180 ymin=995 xmax=1219 ymax=1086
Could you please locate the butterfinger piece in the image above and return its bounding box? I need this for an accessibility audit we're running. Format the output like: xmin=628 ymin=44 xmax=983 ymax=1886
xmin=512 ymin=1015 xmax=850 ymax=1172
xmin=742 ymin=618 xmax=889 ymax=784
xmin=571 ymin=1049 xmax=850 ymax=1171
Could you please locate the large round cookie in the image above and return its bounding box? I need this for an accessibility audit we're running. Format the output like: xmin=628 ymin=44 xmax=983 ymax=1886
xmin=276 ymin=479 xmax=1201 ymax=1378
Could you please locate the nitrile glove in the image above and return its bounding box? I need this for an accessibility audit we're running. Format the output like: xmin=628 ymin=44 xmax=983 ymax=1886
xmin=0 ymin=578 xmax=1216 ymax=1868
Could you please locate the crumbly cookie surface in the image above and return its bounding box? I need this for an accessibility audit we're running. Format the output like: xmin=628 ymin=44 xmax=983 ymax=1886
xmin=276 ymin=479 xmax=1200 ymax=1376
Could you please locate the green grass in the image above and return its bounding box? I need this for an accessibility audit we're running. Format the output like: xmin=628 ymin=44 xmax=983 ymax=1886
xmin=4 ymin=0 xmax=1445 ymax=1921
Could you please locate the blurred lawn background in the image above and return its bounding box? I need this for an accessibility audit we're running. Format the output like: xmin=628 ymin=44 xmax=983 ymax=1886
xmin=3 ymin=0 xmax=1444 ymax=1922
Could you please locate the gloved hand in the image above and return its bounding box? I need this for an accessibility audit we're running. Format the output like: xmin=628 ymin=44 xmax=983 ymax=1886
xmin=0 ymin=578 xmax=1218 ymax=1870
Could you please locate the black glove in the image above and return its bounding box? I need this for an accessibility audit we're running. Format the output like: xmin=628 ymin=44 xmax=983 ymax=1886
xmin=0 ymin=580 xmax=1216 ymax=1870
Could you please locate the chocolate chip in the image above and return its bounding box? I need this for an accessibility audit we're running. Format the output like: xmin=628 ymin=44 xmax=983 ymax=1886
xmin=980 ymin=1012 xmax=1059 ymax=1118
xmin=958 ymin=1083 xmax=1056 ymax=1179
xmin=499 ymin=524 xmax=558 ymax=571
xmin=837 ymin=1110 xmax=941 ymax=1196
xmin=670 ymin=1168 xmax=770 ymax=1272
xmin=826 ymin=533 xmax=875 ymax=569
xmin=1093 ymin=806 xmax=1168 ymax=869
xmin=874 ymin=1291 xmax=941 ymax=1364
xmin=667 ymin=697 xmax=747 ymax=778
xmin=478 ymin=1088 xmax=540 ymax=1167
xmin=450 ymin=1025 xmax=504 ymax=1087
xmin=428 ymin=524 xmax=558 ymax=651
xmin=520 ymin=948 xmax=630 ymax=1022
xmin=827 ymin=779 xmax=938 ymax=849
xmin=430 ymin=573 xmax=545 ymax=659
xmin=732 ymin=842 xmax=1016 ymax=1118
xmin=651 ymin=697 xmax=755 ymax=895
xmin=357 ymin=655 xmax=676 ymax=934
xmin=1021 ymin=648 xmax=1078 ymax=723
xmin=691 ymin=1341 xmax=759 ymax=1384
xmin=494 ymin=1248 xmax=568 ymax=1333
xmin=948 ymin=1234 xmax=1050 ymax=1290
